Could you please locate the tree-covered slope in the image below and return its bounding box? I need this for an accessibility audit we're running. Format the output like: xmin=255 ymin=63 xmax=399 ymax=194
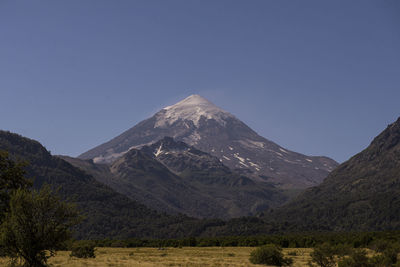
xmin=0 ymin=130 xmax=212 ymax=239
xmin=268 ymin=117 xmax=400 ymax=231
xmin=4 ymin=114 xmax=399 ymax=239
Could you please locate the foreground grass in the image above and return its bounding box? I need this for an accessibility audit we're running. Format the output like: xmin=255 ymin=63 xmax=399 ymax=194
xmin=0 ymin=247 xmax=313 ymax=266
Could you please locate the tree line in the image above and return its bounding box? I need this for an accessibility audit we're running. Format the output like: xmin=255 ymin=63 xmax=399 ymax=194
xmin=92 ymin=231 xmax=400 ymax=248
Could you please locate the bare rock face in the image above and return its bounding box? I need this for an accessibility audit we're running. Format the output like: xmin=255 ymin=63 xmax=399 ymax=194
xmin=79 ymin=94 xmax=338 ymax=189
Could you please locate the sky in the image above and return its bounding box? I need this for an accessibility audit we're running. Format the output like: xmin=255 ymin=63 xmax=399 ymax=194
xmin=0 ymin=0 xmax=399 ymax=163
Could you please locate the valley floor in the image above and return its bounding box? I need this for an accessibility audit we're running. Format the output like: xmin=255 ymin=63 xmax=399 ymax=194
xmin=0 ymin=247 xmax=313 ymax=267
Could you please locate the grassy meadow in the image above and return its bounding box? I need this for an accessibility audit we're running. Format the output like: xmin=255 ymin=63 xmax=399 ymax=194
xmin=0 ymin=247 xmax=313 ymax=267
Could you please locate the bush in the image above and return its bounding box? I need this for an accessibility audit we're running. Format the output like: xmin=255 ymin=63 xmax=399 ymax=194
xmin=382 ymin=243 xmax=400 ymax=264
xmin=110 ymin=240 xmax=126 ymax=248
xmin=371 ymin=239 xmax=392 ymax=252
xmin=338 ymin=249 xmax=370 ymax=267
xmin=332 ymin=243 xmax=352 ymax=258
xmin=309 ymin=243 xmax=336 ymax=267
xmin=249 ymin=244 xmax=293 ymax=266
xmin=0 ymin=245 xmax=5 ymax=257
xmin=338 ymin=244 xmax=400 ymax=267
xmin=369 ymin=254 xmax=392 ymax=267
xmin=70 ymin=242 xmax=96 ymax=258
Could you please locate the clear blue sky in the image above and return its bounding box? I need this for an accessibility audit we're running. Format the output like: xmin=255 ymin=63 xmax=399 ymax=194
xmin=1 ymin=0 xmax=399 ymax=163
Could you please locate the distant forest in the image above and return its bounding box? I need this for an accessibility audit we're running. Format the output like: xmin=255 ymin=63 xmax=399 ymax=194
xmin=92 ymin=231 xmax=400 ymax=248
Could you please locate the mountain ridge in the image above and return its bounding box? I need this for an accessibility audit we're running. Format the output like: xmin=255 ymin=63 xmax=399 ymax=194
xmin=0 ymin=130 xmax=215 ymax=239
xmin=1 ymin=114 xmax=399 ymax=237
xmin=65 ymin=136 xmax=287 ymax=219
xmin=79 ymin=95 xmax=338 ymax=189
xmin=266 ymin=117 xmax=400 ymax=231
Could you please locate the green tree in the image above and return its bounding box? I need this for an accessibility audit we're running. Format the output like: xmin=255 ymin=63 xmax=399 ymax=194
xmin=0 ymin=185 xmax=81 ymax=266
xmin=0 ymin=150 xmax=31 ymax=221
xmin=249 ymin=244 xmax=293 ymax=266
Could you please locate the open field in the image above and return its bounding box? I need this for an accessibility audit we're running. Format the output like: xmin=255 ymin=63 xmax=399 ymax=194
xmin=0 ymin=247 xmax=313 ymax=267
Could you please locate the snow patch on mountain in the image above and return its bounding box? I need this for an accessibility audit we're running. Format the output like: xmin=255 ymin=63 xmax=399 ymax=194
xmin=154 ymin=95 xmax=234 ymax=128
xmin=234 ymin=153 xmax=246 ymax=163
xmin=249 ymin=161 xmax=261 ymax=168
xmin=187 ymin=131 xmax=201 ymax=143
xmin=284 ymin=159 xmax=299 ymax=164
xmin=238 ymin=139 xmax=265 ymax=149
xmin=93 ymin=150 xmax=127 ymax=164
xmin=154 ymin=144 xmax=163 ymax=157
xmin=239 ymin=161 xmax=249 ymax=168
xmin=279 ymin=148 xmax=289 ymax=153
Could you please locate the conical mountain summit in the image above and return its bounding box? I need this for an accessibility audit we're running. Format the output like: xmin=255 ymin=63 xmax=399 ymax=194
xmin=79 ymin=95 xmax=338 ymax=189
xmin=154 ymin=94 xmax=233 ymax=128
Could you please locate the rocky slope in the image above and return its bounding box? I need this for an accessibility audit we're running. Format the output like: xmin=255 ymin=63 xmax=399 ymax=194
xmin=64 ymin=137 xmax=286 ymax=219
xmin=79 ymin=95 xmax=338 ymax=189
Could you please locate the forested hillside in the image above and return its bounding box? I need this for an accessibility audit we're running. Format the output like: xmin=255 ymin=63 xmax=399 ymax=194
xmin=0 ymin=131 xmax=214 ymax=239
xmin=267 ymin=117 xmax=400 ymax=231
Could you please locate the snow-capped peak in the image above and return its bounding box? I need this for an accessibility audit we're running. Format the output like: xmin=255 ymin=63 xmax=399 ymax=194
xmin=164 ymin=94 xmax=214 ymax=110
xmin=154 ymin=95 xmax=233 ymax=128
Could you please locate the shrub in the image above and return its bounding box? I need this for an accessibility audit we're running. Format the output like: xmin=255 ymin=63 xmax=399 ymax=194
xmin=249 ymin=244 xmax=293 ymax=266
xmin=70 ymin=242 xmax=96 ymax=258
xmin=110 ymin=240 xmax=126 ymax=248
xmin=309 ymin=243 xmax=336 ymax=267
xmin=338 ymin=244 xmax=400 ymax=267
xmin=382 ymin=243 xmax=400 ymax=264
xmin=0 ymin=245 xmax=6 ymax=257
xmin=369 ymin=254 xmax=392 ymax=267
xmin=333 ymin=243 xmax=352 ymax=258
xmin=371 ymin=239 xmax=389 ymax=252
xmin=337 ymin=249 xmax=370 ymax=267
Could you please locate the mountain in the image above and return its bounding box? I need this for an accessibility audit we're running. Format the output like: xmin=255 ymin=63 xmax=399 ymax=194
xmin=79 ymin=94 xmax=338 ymax=189
xmin=267 ymin=117 xmax=400 ymax=231
xmin=0 ymin=130 xmax=218 ymax=239
xmin=63 ymin=136 xmax=287 ymax=219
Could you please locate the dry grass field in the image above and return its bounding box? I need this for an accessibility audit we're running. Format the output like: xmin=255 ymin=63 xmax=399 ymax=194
xmin=0 ymin=247 xmax=313 ymax=267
